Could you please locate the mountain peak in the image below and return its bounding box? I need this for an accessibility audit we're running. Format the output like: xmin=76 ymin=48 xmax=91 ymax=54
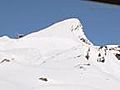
xmin=23 ymin=18 xmax=93 ymax=45
xmin=0 ymin=18 xmax=120 ymax=90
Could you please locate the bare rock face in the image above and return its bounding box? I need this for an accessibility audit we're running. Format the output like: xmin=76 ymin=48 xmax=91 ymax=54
xmin=115 ymin=54 xmax=120 ymax=60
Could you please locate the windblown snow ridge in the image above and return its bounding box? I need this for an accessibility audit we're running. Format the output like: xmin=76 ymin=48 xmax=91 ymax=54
xmin=22 ymin=18 xmax=93 ymax=45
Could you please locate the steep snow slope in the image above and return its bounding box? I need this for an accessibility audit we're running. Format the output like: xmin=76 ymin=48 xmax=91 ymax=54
xmin=23 ymin=18 xmax=92 ymax=45
xmin=0 ymin=18 xmax=120 ymax=90
xmin=15 ymin=18 xmax=92 ymax=55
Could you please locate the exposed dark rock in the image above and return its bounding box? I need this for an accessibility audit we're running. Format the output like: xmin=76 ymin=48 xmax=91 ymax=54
xmin=77 ymin=55 xmax=81 ymax=58
xmin=98 ymin=53 xmax=101 ymax=57
xmin=115 ymin=54 xmax=120 ymax=60
xmin=84 ymin=63 xmax=91 ymax=66
xmin=74 ymin=25 xmax=79 ymax=30
xmin=101 ymin=57 xmax=105 ymax=63
xmin=118 ymin=46 xmax=120 ymax=48
xmin=79 ymin=66 xmax=84 ymax=69
xmin=85 ymin=54 xmax=89 ymax=60
xmin=85 ymin=48 xmax=90 ymax=60
xmin=39 ymin=77 xmax=48 ymax=82
xmin=16 ymin=34 xmax=24 ymax=39
xmin=80 ymin=38 xmax=86 ymax=43
xmin=99 ymin=46 xmax=104 ymax=49
xmin=0 ymin=59 xmax=10 ymax=64
xmin=97 ymin=57 xmax=105 ymax=63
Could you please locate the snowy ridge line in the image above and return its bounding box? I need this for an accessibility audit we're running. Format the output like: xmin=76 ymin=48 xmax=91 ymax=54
xmin=20 ymin=18 xmax=93 ymax=45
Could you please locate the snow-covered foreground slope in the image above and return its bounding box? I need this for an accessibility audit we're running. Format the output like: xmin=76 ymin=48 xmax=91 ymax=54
xmin=0 ymin=18 xmax=120 ymax=90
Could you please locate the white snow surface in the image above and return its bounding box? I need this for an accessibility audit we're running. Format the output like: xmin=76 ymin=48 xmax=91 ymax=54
xmin=0 ymin=18 xmax=120 ymax=90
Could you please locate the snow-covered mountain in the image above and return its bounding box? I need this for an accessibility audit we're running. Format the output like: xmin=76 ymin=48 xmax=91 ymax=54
xmin=0 ymin=18 xmax=120 ymax=90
